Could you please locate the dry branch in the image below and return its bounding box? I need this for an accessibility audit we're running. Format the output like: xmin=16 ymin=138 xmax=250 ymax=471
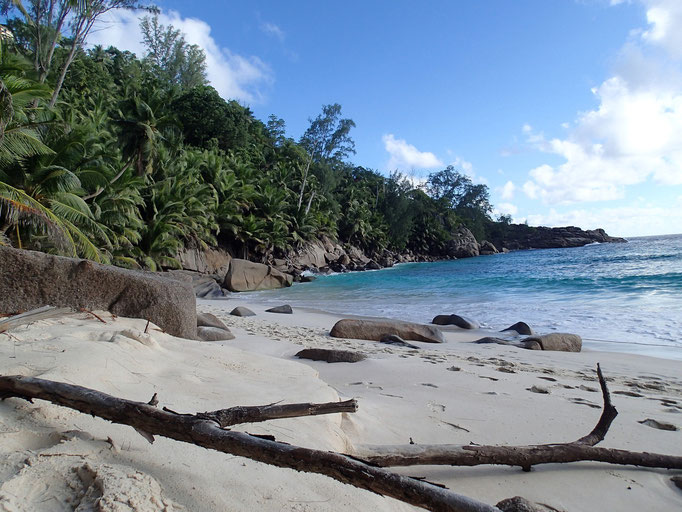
xmin=355 ymin=364 xmax=682 ymax=472
xmin=0 ymin=375 xmax=501 ymax=512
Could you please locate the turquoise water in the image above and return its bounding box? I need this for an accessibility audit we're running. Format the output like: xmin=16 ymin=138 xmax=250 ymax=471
xmin=245 ymin=234 xmax=682 ymax=360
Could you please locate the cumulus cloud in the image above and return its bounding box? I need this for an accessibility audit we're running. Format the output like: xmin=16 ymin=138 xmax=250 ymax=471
xmin=383 ymin=134 xmax=443 ymax=170
xmin=499 ymin=180 xmax=516 ymax=200
xmin=522 ymin=0 xmax=682 ymax=205
xmin=87 ymin=10 xmax=272 ymax=103
xmin=494 ymin=202 xmax=518 ymax=217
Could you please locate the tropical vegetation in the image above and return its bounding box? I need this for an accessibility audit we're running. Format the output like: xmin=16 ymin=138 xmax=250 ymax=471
xmin=0 ymin=2 xmax=508 ymax=270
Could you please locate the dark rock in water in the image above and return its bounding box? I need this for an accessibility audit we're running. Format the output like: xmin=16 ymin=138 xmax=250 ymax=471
xmin=230 ymin=306 xmax=256 ymax=317
xmin=223 ymin=258 xmax=293 ymax=292
xmin=197 ymin=312 xmax=229 ymax=330
xmin=0 ymin=246 xmax=196 ymax=339
xmin=197 ymin=326 xmax=235 ymax=341
xmin=521 ymin=333 xmax=582 ymax=352
xmin=330 ymin=318 xmax=444 ymax=343
xmin=265 ymin=304 xmax=293 ymax=314
xmin=379 ymin=334 xmax=420 ymax=349
xmin=300 ymin=274 xmax=317 ymax=282
xmin=365 ymin=260 xmax=382 ymax=270
xmin=479 ymin=240 xmax=499 ymax=255
xmin=432 ymin=314 xmax=479 ymax=329
xmin=501 ymin=321 xmax=534 ymax=335
xmin=295 ymin=348 xmax=366 ymax=363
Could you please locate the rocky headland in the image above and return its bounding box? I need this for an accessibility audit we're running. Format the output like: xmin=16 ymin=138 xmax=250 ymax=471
xmin=174 ymin=224 xmax=626 ymax=296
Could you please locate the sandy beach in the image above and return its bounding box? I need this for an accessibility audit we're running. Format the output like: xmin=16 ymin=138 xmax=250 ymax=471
xmin=1 ymin=301 xmax=681 ymax=511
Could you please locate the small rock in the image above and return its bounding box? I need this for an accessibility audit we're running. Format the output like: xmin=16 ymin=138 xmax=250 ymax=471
xmin=497 ymin=496 xmax=552 ymax=512
xmin=521 ymin=333 xmax=582 ymax=352
xmin=431 ymin=314 xmax=479 ymax=329
xmin=473 ymin=337 xmax=510 ymax=345
xmin=638 ymin=418 xmax=678 ymax=431
xmin=497 ymin=366 xmax=516 ymax=374
xmin=528 ymin=386 xmax=550 ymax=394
xmin=295 ymin=348 xmax=366 ymax=363
xmin=197 ymin=312 xmax=229 ymax=330
xmin=330 ymin=318 xmax=444 ymax=343
xmin=265 ymin=304 xmax=293 ymax=314
xmin=501 ymin=321 xmax=534 ymax=335
xmin=672 ymin=476 xmax=682 ymax=491
xmin=380 ymin=334 xmax=420 ymax=349
xmin=197 ymin=326 xmax=235 ymax=341
xmin=230 ymin=306 xmax=256 ymax=317
xmin=300 ymin=275 xmax=316 ymax=282
xmin=447 ymin=366 xmax=461 ymax=372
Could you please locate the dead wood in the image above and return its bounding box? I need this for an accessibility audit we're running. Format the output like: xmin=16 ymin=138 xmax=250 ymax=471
xmin=0 ymin=375 xmax=501 ymax=512
xmin=355 ymin=364 xmax=682 ymax=472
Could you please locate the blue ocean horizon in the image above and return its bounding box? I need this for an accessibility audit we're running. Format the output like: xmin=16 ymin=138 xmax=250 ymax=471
xmin=243 ymin=234 xmax=682 ymax=361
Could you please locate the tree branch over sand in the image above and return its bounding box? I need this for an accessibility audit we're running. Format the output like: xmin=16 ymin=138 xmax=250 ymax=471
xmin=0 ymin=375 xmax=501 ymax=512
xmin=354 ymin=365 xmax=682 ymax=472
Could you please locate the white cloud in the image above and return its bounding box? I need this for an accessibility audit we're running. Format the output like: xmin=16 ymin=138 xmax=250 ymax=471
xmin=449 ymin=156 xmax=488 ymax=184
xmin=260 ymin=22 xmax=285 ymax=41
xmin=382 ymin=134 xmax=443 ymax=170
xmin=499 ymin=180 xmax=516 ymax=200
xmin=88 ymin=10 xmax=272 ymax=103
xmin=495 ymin=202 xmax=518 ymax=217
xmin=641 ymin=0 xmax=682 ymax=58
xmin=526 ymin=204 xmax=682 ymax=237
xmin=521 ymin=0 xmax=682 ymax=205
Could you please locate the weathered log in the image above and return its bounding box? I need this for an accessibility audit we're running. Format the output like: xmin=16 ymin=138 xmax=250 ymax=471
xmin=195 ymin=398 xmax=359 ymax=427
xmin=355 ymin=364 xmax=682 ymax=472
xmin=0 ymin=375 xmax=500 ymax=512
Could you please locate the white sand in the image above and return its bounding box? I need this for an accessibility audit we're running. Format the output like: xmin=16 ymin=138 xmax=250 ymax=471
xmin=2 ymin=301 xmax=681 ymax=511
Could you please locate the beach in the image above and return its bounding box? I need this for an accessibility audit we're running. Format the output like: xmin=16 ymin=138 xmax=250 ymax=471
xmin=1 ymin=301 xmax=681 ymax=511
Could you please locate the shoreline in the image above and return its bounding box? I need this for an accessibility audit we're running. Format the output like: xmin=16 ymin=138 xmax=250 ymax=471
xmin=208 ymin=290 xmax=682 ymax=362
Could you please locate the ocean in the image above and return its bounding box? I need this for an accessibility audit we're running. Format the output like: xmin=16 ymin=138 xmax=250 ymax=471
xmin=242 ymin=234 xmax=682 ymax=361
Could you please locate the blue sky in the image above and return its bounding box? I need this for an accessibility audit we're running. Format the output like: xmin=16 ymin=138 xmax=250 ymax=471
xmin=89 ymin=0 xmax=682 ymax=237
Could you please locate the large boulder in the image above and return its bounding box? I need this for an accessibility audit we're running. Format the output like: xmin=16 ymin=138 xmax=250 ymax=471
xmin=479 ymin=240 xmax=499 ymax=255
xmin=330 ymin=318 xmax=444 ymax=343
xmin=177 ymin=244 xmax=232 ymax=278
xmin=446 ymin=226 xmax=480 ymax=259
xmin=167 ymin=270 xmax=226 ymax=298
xmin=223 ymin=259 xmax=293 ymax=292
xmin=521 ymin=333 xmax=582 ymax=352
xmin=0 ymin=246 xmax=196 ymax=338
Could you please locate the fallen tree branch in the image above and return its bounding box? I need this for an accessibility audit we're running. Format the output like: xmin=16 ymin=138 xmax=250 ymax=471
xmin=0 ymin=375 xmax=501 ymax=512
xmin=195 ymin=398 xmax=359 ymax=427
xmin=355 ymin=364 xmax=682 ymax=472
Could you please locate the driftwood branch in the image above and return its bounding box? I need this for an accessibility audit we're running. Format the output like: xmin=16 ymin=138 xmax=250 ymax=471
xmin=196 ymin=398 xmax=359 ymax=427
xmin=355 ymin=364 xmax=682 ymax=472
xmin=0 ymin=375 xmax=501 ymax=512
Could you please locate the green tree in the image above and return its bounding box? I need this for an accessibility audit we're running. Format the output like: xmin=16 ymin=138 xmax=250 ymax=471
xmin=140 ymin=14 xmax=207 ymax=90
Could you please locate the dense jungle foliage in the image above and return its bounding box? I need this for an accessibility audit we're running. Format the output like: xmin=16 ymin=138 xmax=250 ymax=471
xmin=0 ymin=2 xmax=507 ymax=269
